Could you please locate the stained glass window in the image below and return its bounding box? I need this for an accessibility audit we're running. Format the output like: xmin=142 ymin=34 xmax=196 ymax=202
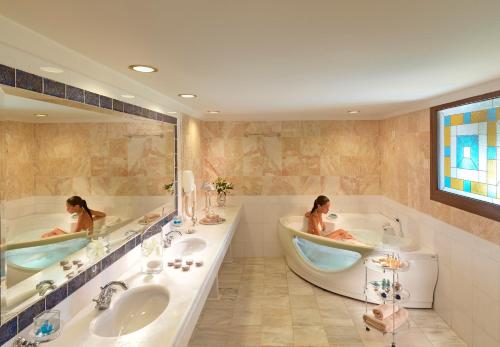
xmin=438 ymin=97 xmax=500 ymax=205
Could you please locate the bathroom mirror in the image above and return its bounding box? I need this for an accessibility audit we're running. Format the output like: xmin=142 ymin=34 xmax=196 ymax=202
xmin=0 ymin=87 xmax=176 ymax=321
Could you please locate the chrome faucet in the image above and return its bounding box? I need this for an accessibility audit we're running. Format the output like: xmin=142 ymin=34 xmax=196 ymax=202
xmin=93 ymin=281 xmax=128 ymax=310
xmin=36 ymin=280 xmax=56 ymax=296
xmin=162 ymin=230 xmax=182 ymax=248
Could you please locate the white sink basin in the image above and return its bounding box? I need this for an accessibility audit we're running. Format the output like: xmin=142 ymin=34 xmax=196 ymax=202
xmin=171 ymin=237 xmax=207 ymax=256
xmin=90 ymin=284 xmax=169 ymax=337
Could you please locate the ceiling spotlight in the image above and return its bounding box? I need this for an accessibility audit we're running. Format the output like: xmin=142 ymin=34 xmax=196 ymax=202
xmin=178 ymin=94 xmax=197 ymax=99
xmin=207 ymin=110 xmax=220 ymax=114
xmin=166 ymin=111 xmax=177 ymax=115
xmin=40 ymin=66 xmax=64 ymax=74
xmin=128 ymin=65 xmax=158 ymax=73
xmin=34 ymin=113 xmax=47 ymax=117
xmin=347 ymin=110 xmax=360 ymax=114
xmin=121 ymin=94 xmax=135 ymax=99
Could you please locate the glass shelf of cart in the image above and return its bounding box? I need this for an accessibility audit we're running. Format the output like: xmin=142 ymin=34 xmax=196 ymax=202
xmin=364 ymin=255 xmax=410 ymax=273
xmin=368 ymin=280 xmax=411 ymax=304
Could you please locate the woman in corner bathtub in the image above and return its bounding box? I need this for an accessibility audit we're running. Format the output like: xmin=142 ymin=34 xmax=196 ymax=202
xmin=41 ymin=196 xmax=106 ymax=238
xmin=305 ymin=195 xmax=354 ymax=241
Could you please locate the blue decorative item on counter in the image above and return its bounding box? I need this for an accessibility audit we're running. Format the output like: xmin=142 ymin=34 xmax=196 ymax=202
xmin=32 ymin=310 xmax=60 ymax=341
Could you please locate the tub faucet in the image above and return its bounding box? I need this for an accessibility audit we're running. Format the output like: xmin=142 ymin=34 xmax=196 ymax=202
xmin=36 ymin=280 xmax=56 ymax=296
xmin=162 ymin=230 xmax=182 ymax=248
xmin=93 ymin=281 xmax=128 ymax=310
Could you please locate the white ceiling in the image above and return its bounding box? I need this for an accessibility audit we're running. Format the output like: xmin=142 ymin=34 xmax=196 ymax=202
xmin=0 ymin=0 xmax=499 ymax=121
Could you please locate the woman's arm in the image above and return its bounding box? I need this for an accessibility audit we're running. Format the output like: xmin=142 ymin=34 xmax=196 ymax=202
xmin=91 ymin=209 xmax=106 ymax=220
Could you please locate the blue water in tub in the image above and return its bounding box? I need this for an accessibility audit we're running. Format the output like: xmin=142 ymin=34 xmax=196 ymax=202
xmin=6 ymin=238 xmax=90 ymax=270
xmin=293 ymin=236 xmax=362 ymax=272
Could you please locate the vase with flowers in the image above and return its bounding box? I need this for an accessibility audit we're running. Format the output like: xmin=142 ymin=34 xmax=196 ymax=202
xmin=213 ymin=177 xmax=234 ymax=207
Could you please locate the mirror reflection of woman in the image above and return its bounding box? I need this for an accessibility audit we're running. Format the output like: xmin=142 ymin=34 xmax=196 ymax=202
xmin=305 ymin=195 xmax=354 ymax=241
xmin=41 ymin=196 xmax=106 ymax=238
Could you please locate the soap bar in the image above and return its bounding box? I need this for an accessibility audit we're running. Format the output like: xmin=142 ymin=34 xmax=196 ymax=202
xmin=174 ymin=263 xmax=181 ymax=269
xmin=174 ymin=257 xmax=182 ymax=263
xmin=195 ymin=260 xmax=203 ymax=267
xmin=167 ymin=261 xmax=175 ymax=267
xmin=182 ymin=265 xmax=190 ymax=271
xmin=62 ymin=264 xmax=72 ymax=270
xmin=185 ymin=259 xmax=193 ymax=265
xmin=60 ymin=260 xmax=69 ymax=266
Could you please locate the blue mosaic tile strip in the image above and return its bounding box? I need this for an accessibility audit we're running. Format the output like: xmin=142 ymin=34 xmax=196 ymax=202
xmin=99 ymin=95 xmax=112 ymax=110
xmin=84 ymin=90 xmax=99 ymax=107
xmin=85 ymin=262 xmax=102 ymax=282
xmin=18 ymin=299 xmax=45 ymax=332
xmin=112 ymin=99 xmax=124 ymax=112
xmin=0 ymin=64 xmax=178 ymax=340
xmin=46 ymin=284 xmax=68 ymax=310
xmin=0 ymin=64 xmax=15 ymax=87
xmin=0 ymin=64 xmax=176 ymax=125
xmin=43 ymin=78 xmax=65 ymax=98
xmin=101 ymin=252 xmax=115 ymax=271
xmin=15 ymin=69 xmax=42 ymax=93
xmin=125 ymin=238 xmax=136 ymax=253
xmin=68 ymin=272 xmax=86 ymax=296
xmin=66 ymin=85 xmax=85 ymax=103
xmin=0 ymin=317 xmax=17 ymax=345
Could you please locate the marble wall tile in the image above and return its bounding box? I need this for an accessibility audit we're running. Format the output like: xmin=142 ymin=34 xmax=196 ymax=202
xmin=199 ymin=120 xmax=382 ymax=197
xmin=3 ymin=120 xmax=174 ymax=200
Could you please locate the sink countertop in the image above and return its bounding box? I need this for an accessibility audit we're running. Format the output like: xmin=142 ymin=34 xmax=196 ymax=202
xmin=43 ymin=204 xmax=241 ymax=347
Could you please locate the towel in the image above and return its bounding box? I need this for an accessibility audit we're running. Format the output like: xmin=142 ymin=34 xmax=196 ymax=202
xmin=363 ymin=307 xmax=408 ymax=333
xmin=373 ymin=303 xmax=400 ymax=320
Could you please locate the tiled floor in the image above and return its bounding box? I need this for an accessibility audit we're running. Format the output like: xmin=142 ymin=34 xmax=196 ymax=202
xmin=188 ymin=257 xmax=467 ymax=347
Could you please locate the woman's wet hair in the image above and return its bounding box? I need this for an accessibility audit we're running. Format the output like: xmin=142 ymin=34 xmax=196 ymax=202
xmin=67 ymin=196 xmax=93 ymax=220
xmin=310 ymin=195 xmax=330 ymax=214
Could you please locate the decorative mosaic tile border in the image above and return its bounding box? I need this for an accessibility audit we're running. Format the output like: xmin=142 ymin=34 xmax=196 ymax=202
xmin=0 ymin=63 xmax=179 ymax=344
xmin=0 ymin=64 xmax=177 ymax=124
xmin=0 ymin=211 xmax=176 ymax=345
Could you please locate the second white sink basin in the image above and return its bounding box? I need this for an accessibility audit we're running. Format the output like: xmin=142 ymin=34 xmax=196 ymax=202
xmin=90 ymin=284 xmax=169 ymax=337
xmin=171 ymin=237 xmax=207 ymax=256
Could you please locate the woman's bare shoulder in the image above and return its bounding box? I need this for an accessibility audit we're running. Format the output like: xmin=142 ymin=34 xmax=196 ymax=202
xmin=304 ymin=211 xmax=311 ymax=218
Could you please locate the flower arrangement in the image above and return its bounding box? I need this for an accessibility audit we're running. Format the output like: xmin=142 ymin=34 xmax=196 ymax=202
xmin=213 ymin=177 xmax=234 ymax=194
xmin=163 ymin=181 xmax=175 ymax=195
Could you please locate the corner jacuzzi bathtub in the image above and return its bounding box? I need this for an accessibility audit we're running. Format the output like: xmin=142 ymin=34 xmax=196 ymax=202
xmin=278 ymin=214 xmax=438 ymax=308
xmin=5 ymin=213 xmax=128 ymax=286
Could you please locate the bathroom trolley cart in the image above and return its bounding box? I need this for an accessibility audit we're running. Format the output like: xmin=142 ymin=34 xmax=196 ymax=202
xmin=363 ymin=254 xmax=411 ymax=347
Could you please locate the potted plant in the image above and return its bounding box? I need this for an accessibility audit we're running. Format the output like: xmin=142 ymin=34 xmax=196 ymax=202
xmin=213 ymin=177 xmax=234 ymax=207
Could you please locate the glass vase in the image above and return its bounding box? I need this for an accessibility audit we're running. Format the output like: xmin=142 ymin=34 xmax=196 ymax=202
xmin=217 ymin=191 xmax=226 ymax=207
xmin=141 ymin=237 xmax=163 ymax=274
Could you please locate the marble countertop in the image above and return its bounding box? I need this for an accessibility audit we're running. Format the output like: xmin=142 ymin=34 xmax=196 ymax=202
xmin=41 ymin=204 xmax=241 ymax=347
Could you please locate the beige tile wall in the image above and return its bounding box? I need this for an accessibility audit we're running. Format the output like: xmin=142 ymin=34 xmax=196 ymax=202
xmin=2 ymin=121 xmax=36 ymax=200
xmin=199 ymin=120 xmax=381 ymax=196
xmin=380 ymin=109 xmax=500 ymax=246
xmin=181 ymin=115 xmax=204 ymax=196
xmin=2 ymin=121 xmax=175 ymax=200
xmin=181 ymin=112 xmax=499 ymax=246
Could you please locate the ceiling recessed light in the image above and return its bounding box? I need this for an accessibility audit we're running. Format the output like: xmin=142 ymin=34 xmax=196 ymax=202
xmin=207 ymin=110 xmax=220 ymax=114
xmin=347 ymin=110 xmax=360 ymax=114
xmin=121 ymin=94 xmax=135 ymax=99
xmin=178 ymin=94 xmax=197 ymax=99
xmin=166 ymin=111 xmax=177 ymax=115
xmin=33 ymin=113 xmax=47 ymax=117
xmin=40 ymin=66 xmax=64 ymax=74
xmin=128 ymin=65 xmax=158 ymax=73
